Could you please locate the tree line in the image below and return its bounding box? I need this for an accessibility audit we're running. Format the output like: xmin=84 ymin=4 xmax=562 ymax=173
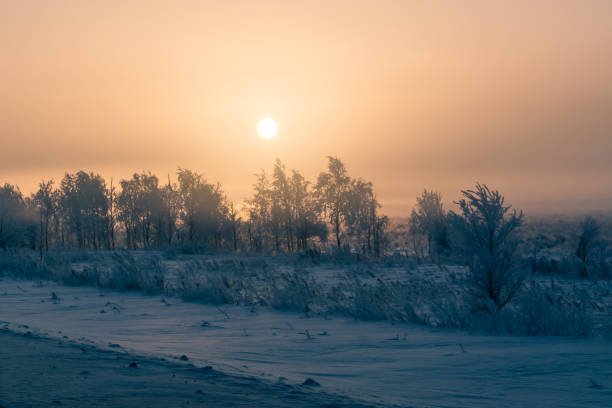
xmin=0 ymin=157 xmax=387 ymax=256
xmin=5 ymin=156 xmax=608 ymax=310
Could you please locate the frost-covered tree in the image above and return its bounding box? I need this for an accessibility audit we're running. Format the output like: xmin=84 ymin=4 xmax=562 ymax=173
xmin=312 ymin=157 xmax=387 ymax=255
xmin=225 ymin=202 xmax=242 ymax=251
xmin=159 ymin=178 xmax=180 ymax=247
xmin=271 ymin=159 xmax=292 ymax=250
xmin=0 ymin=157 xmax=388 ymax=254
xmin=246 ymin=161 xmax=326 ymax=252
xmin=177 ymin=168 xmax=228 ymax=249
xmin=314 ymin=156 xmax=351 ymax=249
xmin=107 ymin=178 xmax=116 ymax=250
xmin=246 ymin=170 xmax=272 ymax=252
xmin=117 ymin=172 xmax=168 ymax=249
xmin=370 ymin=212 xmax=389 ymax=258
xmin=59 ymin=171 xmax=110 ymax=250
xmin=344 ymin=178 xmax=386 ymax=255
xmin=450 ymin=183 xmax=525 ymax=310
xmin=32 ymin=180 xmax=58 ymax=252
xmin=290 ymin=169 xmax=327 ymax=251
xmin=0 ymin=184 xmax=31 ymax=249
xmin=575 ymin=216 xmax=600 ymax=277
xmin=409 ymin=190 xmax=449 ymax=261
xmin=525 ymin=233 xmax=554 ymax=273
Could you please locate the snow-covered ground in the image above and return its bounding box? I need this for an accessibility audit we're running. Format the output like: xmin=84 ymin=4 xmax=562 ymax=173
xmin=0 ymin=330 xmax=371 ymax=408
xmin=2 ymin=277 xmax=611 ymax=407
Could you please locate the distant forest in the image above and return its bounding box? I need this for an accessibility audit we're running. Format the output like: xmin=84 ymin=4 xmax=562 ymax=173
xmin=0 ymin=157 xmax=387 ymax=256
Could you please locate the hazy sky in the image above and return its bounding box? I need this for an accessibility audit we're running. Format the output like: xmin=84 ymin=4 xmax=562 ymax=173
xmin=1 ymin=1 xmax=611 ymax=215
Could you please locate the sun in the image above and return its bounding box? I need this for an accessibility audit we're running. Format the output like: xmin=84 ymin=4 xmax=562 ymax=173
xmin=257 ymin=118 xmax=278 ymax=139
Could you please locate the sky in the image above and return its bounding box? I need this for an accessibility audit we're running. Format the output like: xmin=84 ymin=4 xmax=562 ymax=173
xmin=1 ymin=0 xmax=611 ymax=216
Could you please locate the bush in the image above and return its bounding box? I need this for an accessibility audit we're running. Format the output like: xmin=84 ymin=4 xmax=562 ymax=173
xmin=0 ymin=250 xmax=52 ymax=280
xmin=175 ymin=261 xmax=247 ymax=304
xmin=268 ymin=268 xmax=322 ymax=313
xmin=162 ymin=247 xmax=178 ymax=260
xmin=105 ymin=252 xmax=165 ymax=293
xmin=57 ymin=264 xmax=103 ymax=287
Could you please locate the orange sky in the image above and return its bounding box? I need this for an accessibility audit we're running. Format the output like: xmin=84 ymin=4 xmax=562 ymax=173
xmin=1 ymin=1 xmax=611 ymax=215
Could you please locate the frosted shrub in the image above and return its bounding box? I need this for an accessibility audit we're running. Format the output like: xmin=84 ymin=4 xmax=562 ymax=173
xmin=341 ymin=271 xmax=421 ymax=323
xmin=459 ymin=281 xmax=594 ymax=336
xmin=105 ymin=251 xmax=165 ymax=293
xmin=107 ymin=256 xmax=145 ymax=290
xmin=0 ymin=251 xmax=51 ymax=280
xmin=162 ymin=247 xmax=178 ymax=260
xmin=59 ymin=264 xmax=103 ymax=287
xmin=350 ymin=279 xmax=403 ymax=321
xmin=175 ymin=262 xmax=247 ymax=304
xmin=268 ymin=269 xmax=322 ymax=313
xmin=509 ymin=282 xmax=592 ymax=336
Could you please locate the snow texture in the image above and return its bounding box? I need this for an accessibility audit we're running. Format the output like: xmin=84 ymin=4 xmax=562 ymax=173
xmin=1 ymin=278 xmax=611 ymax=407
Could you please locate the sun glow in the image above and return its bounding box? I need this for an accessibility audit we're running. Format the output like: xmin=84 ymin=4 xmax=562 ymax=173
xmin=257 ymin=118 xmax=278 ymax=139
